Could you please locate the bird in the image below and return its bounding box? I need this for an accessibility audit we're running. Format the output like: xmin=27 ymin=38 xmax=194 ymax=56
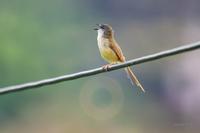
xmin=94 ymin=24 xmax=145 ymax=92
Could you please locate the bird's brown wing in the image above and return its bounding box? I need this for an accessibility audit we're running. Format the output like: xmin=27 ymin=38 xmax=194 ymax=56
xmin=108 ymin=39 xmax=145 ymax=92
xmin=109 ymin=39 xmax=125 ymax=62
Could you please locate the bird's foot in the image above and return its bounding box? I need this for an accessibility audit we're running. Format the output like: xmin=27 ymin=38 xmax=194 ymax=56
xmin=102 ymin=64 xmax=112 ymax=71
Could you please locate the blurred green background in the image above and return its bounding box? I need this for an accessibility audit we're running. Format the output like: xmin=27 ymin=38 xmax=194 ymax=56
xmin=0 ymin=0 xmax=200 ymax=132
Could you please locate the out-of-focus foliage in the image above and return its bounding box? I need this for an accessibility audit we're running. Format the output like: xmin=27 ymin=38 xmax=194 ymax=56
xmin=0 ymin=0 xmax=200 ymax=133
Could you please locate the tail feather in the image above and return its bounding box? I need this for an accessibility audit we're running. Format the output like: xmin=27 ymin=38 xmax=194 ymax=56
xmin=125 ymin=67 xmax=145 ymax=92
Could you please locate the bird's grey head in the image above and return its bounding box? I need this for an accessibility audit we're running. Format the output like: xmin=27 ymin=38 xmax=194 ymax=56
xmin=94 ymin=24 xmax=113 ymax=38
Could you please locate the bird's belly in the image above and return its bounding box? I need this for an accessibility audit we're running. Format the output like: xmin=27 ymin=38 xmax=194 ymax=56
xmin=99 ymin=47 xmax=119 ymax=63
xmin=97 ymin=38 xmax=119 ymax=63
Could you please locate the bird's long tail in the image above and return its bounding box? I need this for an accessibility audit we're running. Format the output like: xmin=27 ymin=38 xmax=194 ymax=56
xmin=125 ymin=67 xmax=145 ymax=92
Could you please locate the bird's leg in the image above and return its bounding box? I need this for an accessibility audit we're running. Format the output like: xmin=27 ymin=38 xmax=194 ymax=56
xmin=102 ymin=62 xmax=117 ymax=71
xmin=102 ymin=64 xmax=111 ymax=71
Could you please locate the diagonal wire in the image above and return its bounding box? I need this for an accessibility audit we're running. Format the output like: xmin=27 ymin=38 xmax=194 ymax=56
xmin=0 ymin=41 xmax=200 ymax=95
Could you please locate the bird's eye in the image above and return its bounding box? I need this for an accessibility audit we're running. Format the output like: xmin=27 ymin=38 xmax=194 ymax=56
xmin=100 ymin=25 xmax=105 ymax=29
xmin=99 ymin=25 xmax=105 ymax=29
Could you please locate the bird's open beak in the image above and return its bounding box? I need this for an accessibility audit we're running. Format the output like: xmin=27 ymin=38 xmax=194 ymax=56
xmin=93 ymin=24 xmax=101 ymax=30
xmin=93 ymin=27 xmax=99 ymax=30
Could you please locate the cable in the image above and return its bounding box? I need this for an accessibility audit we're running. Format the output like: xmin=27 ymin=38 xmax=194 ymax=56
xmin=0 ymin=41 xmax=200 ymax=95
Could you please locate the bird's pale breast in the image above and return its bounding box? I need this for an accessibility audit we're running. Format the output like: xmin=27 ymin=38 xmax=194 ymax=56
xmin=97 ymin=38 xmax=119 ymax=63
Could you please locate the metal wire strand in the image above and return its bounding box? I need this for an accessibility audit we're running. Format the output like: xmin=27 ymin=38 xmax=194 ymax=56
xmin=0 ymin=41 xmax=200 ymax=95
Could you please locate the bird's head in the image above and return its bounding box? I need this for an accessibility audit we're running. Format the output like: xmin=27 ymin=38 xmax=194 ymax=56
xmin=94 ymin=24 xmax=113 ymax=38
